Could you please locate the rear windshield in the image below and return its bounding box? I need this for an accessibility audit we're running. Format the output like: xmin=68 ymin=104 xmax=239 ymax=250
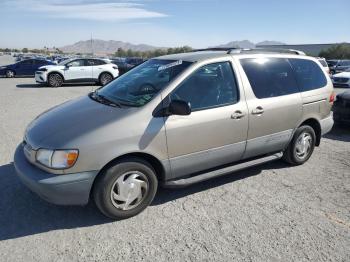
xmin=98 ymin=59 xmax=192 ymax=107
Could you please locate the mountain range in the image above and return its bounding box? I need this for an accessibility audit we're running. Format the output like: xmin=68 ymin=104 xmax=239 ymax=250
xmin=59 ymin=39 xmax=286 ymax=54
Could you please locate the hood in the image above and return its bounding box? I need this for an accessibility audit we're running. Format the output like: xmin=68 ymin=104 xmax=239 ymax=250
xmin=25 ymin=95 xmax=136 ymax=148
xmin=39 ymin=65 xmax=64 ymax=70
xmin=333 ymin=72 xmax=350 ymax=78
xmin=337 ymin=91 xmax=350 ymax=101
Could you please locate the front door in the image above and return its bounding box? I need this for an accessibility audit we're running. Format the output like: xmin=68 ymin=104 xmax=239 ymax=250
xmin=16 ymin=59 xmax=34 ymax=75
xmin=164 ymin=61 xmax=249 ymax=179
xmin=239 ymin=57 xmax=303 ymax=159
xmin=64 ymin=59 xmax=89 ymax=81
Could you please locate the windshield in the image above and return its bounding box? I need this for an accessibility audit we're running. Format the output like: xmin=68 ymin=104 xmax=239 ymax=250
xmin=97 ymin=59 xmax=192 ymax=107
xmin=58 ymin=58 xmax=73 ymax=65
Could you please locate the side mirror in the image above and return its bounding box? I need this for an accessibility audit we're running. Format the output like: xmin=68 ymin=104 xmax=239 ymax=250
xmin=167 ymin=99 xmax=191 ymax=116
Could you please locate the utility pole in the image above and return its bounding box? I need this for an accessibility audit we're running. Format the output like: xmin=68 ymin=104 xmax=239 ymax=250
xmin=91 ymin=33 xmax=93 ymax=57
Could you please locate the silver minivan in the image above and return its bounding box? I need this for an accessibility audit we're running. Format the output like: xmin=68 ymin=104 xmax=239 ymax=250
xmin=14 ymin=49 xmax=335 ymax=219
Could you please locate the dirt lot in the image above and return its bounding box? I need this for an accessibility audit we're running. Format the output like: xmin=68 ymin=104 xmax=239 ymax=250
xmin=0 ymin=55 xmax=349 ymax=262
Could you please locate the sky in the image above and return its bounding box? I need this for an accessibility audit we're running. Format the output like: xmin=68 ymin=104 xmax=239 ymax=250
xmin=0 ymin=0 xmax=349 ymax=49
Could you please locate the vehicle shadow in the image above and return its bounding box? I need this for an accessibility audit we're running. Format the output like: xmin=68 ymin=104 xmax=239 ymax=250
xmin=0 ymin=159 xmax=288 ymax=241
xmin=153 ymin=160 xmax=288 ymax=206
xmin=16 ymin=84 xmax=47 ymax=88
xmin=324 ymin=124 xmax=350 ymax=142
xmin=0 ymin=163 xmax=111 ymax=241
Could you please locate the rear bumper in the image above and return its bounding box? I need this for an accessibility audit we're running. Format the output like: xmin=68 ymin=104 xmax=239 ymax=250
xmin=14 ymin=144 xmax=98 ymax=205
xmin=320 ymin=114 xmax=334 ymax=135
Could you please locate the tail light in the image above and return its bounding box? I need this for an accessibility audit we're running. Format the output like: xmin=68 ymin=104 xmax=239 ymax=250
xmin=329 ymin=92 xmax=336 ymax=103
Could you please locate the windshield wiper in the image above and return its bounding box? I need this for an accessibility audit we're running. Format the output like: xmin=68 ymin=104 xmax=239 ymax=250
xmin=89 ymin=92 xmax=122 ymax=108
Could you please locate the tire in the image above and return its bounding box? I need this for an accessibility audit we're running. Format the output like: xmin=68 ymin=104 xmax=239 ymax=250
xmin=93 ymin=157 xmax=158 ymax=220
xmin=283 ymin=125 xmax=316 ymax=165
xmin=5 ymin=70 xmax=15 ymax=78
xmin=99 ymin=72 xmax=113 ymax=86
xmin=48 ymin=73 xmax=63 ymax=87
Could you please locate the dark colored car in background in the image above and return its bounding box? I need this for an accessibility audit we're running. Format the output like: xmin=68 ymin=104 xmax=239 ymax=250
xmin=327 ymin=59 xmax=350 ymax=74
xmin=0 ymin=59 xmax=55 ymax=77
xmin=333 ymin=91 xmax=350 ymax=125
xmin=111 ymin=57 xmax=146 ymax=75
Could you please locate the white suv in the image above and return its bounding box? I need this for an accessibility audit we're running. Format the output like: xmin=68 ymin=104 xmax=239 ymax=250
xmin=35 ymin=58 xmax=119 ymax=87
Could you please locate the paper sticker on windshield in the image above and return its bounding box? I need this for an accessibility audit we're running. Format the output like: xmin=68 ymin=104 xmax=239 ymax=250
xmin=158 ymin=60 xmax=182 ymax=71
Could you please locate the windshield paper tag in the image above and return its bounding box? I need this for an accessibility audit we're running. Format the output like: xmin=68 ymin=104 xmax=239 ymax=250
xmin=158 ymin=60 xmax=182 ymax=71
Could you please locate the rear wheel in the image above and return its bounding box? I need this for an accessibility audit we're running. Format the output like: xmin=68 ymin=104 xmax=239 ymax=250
xmin=93 ymin=158 xmax=158 ymax=219
xmin=5 ymin=70 xmax=15 ymax=78
xmin=283 ymin=125 xmax=316 ymax=165
xmin=99 ymin=72 xmax=113 ymax=86
xmin=48 ymin=73 xmax=63 ymax=87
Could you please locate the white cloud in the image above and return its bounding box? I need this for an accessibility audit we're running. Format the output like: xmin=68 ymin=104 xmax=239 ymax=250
xmin=7 ymin=0 xmax=168 ymax=21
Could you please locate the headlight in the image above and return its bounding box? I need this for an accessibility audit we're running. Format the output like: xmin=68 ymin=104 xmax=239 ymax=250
xmin=37 ymin=68 xmax=47 ymax=72
xmin=36 ymin=149 xmax=78 ymax=169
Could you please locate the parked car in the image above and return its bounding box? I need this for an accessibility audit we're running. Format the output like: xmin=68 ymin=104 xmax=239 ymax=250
xmin=317 ymin=57 xmax=330 ymax=75
xmin=35 ymin=58 xmax=119 ymax=87
xmin=14 ymin=49 xmax=334 ymax=219
xmin=333 ymin=91 xmax=350 ymax=125
xmin=0 ymin=59 xmax=55 ymax=77
xmin=327 ymin=59 xmax=350 ymax=74
xmin=332 ymin=69 xmax=350 ymax=88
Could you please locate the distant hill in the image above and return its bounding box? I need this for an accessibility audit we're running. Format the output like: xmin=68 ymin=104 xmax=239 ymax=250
xmin=256 ymin=40 xmax=285 ymax=46
xmin=214 ymin=40 xmax=255 ymax=49
xmin=60 ymin=39 xmax=287 ymax=55
xmin=60 ymin=39 xmax=163 ymax=54
xmin=214 ymin=40 xmax=286 ymax=49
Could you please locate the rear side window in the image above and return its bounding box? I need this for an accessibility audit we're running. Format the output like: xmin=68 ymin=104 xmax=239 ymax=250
xmin=240 ymin=58 xmax=299 ymax=99
xmin=87 ymin=59 xmax=106 ymax=66
xmin=289 ymin=59 xmax=327 ymax=91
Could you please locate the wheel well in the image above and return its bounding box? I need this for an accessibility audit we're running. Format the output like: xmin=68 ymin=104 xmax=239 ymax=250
xmin=99 ymin=71 xmax=113 ymax=80
xmin=300 ymin=119 xmax=321 ymax=146
xmin=97 ymin=153 xmax=165 ymax=181
xmin=48 ymin=71 xmax=64 ymax=81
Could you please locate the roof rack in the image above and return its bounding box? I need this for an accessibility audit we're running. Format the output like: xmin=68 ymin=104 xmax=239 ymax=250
xmin=193 ymin=47 xmax=240 ymax=52
xmin=237 ymin=48 xmax=306 ymax=55
xmin=192 ymin=47 xmax=305 ymax=55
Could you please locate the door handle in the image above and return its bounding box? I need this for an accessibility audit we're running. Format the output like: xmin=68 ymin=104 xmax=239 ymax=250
xmin=252 ymin=106 xmax=264 ymax=115
xmin=231 ymin=110 xmax=245 ymax=119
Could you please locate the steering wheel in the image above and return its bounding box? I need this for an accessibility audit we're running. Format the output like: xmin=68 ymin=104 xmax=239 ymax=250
xmin=138 ymin=83 xmax=157 ymax=95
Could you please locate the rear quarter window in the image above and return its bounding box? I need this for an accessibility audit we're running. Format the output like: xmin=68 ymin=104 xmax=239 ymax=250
xmin=289 ymin=58 xmax=327 ymax=92
xmin=240 ymin=57 xmax=299 ymax=99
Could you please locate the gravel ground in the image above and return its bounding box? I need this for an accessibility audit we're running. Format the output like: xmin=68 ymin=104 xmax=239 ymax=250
xmin=0 ymin=55 xmax=349 ymax=262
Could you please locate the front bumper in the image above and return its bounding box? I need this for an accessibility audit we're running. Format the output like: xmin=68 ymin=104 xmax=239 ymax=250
xmin=35 ymin=72 xmax=47 ymax=83
xmin=14 ymin=144 xmax=98 ymax=205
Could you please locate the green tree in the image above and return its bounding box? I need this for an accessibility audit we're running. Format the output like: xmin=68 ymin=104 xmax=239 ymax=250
xmin=319 ymin=44 xmax=350 ymax=59
xmin=22 ymin=48 xmax=28 ymax=53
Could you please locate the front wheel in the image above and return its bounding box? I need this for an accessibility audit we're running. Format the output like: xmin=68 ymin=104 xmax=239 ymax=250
xmin=5 ymin=70 xmax=15 ymax=78
xmin=283 ymin=125 xmax=316 ymax=165
xmin=48 ymin=73 xmax=63 ymax=87
xmin=93 ymin=158 xmax=158 ymax=219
